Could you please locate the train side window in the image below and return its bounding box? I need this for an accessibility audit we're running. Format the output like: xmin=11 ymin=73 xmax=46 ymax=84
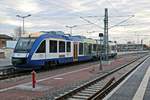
xmin=88 ymin=44 xmax=92 ymax=54
xmin=93 ymin=44 xmax=97 ymax=51
xmin=67 ymin=42 xmax=71 ymax=52
xmin=84 ymin=43 xmax=88 ymax=55
xmin=59 ymin=41 xmax=65 ymax=52
xmin=79 ymin=43 xmax=83 ymax=55
xmin=111 ymin=46 xmax=116 ymax=50
xmin=36 ymin=40 xmax=46 ymax=53
xmin=49 ymin=40 xmax=57 ymax=53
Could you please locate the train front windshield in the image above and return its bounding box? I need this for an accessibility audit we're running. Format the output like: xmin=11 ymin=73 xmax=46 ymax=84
xmin=14 ymin=38 xmax=35 ymax=53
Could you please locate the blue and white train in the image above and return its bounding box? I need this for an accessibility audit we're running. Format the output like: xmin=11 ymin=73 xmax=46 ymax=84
xmin=12 ymin=31 xmax=117 ymax=70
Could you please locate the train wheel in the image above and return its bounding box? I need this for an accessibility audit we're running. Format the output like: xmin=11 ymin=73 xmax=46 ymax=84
xmin=44 ymin=61 xmax=51 ymax=70
xmin=44 ymin=61 xmax=57 ymax=70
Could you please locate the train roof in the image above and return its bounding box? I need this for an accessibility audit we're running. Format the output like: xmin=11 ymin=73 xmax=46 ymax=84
xmin=70 ymin=35 xmax=86 ymax=41
xmin=34 ymin=31 xmax=71 ymax=40
xmin=38 ymin=31 xmax=87 ymax=41
xmin=83 ymin=38 xmax=97 ymax=44
xmin=23 ymin=31 xmax=115 ymax=43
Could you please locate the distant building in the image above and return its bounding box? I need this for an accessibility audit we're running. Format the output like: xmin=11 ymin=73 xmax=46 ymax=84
xmin=0 ymin=34 xmax=13 ymax=48
xmin=117 ymin=43 xmax=149 ymax=52
xmin=0 ymin=34 xmax=13 ymax=58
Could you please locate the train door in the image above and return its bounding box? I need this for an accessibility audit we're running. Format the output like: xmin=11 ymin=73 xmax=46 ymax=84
xmin=73 ymin=43 xmax=78 ymax=61
xmin=45 ymin=39 xmax=50 ymax=59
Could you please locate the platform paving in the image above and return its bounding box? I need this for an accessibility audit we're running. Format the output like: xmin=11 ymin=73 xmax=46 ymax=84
xmin=104 ymin=57 xmax=150 ymax=100
xmin=0 ymin=55 xmax=142 ymax=100
xmin=144 ymin=78 xmax=150 ymax=100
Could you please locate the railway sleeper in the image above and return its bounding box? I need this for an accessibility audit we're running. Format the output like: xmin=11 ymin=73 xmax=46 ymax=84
xmin=67 ymin=98 xmax=85 ymax=100
xmin=87 ymin=87 xmax=101 ymax=91
xmin=84 ymin=88 xmax=99 ymax=92
xmin=86 ymin=87 xmax=101 ymax=91
xmin=89 ymin=83 xmax=104 ymax=89
xmin=70 ymin=91 xmax=94 ymax=99
xmin=77 ymin=93 xmax=93 ymax=97
xmin=72 ymin=95 xmax=89 ymax=99
xmin=80 ymin=90 xmax=97 ymax=94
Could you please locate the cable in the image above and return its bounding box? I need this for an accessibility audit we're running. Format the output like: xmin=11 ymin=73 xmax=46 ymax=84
xmin=87 ymin=30 xmax=101 ymax=33
xmin=65 ymin=23 xmax=92 ymax=28
xmin=109 ymin=15 xmax=134 ymax=29
xmin=80 ymin=17 xmax=104 ymax=29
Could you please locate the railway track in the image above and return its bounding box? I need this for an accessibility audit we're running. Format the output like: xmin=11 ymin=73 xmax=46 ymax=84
xmin=0 ymin=53 xmax=147 ymax=81
xmin=54 ymin=54 xmax=149 ymax=100
xmin=0 ymin=67 xmax=31 ymax=80
xmin=0 ymin=54 xmax=124 ymax=81
xmin=0 ymin=59 xmax=101 ymax=81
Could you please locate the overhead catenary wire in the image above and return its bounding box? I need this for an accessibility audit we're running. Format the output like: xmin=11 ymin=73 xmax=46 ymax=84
xmin=87 ymin=30 xmax=101 ymax=33
xmin=108 ymin=15 xmax=134 ymax=29
xmin=80 ymin=14 xmax=135 ymax=30
xmin=83 ymin=15 xmax=135 ymax=18
xmin=35 ymin=1 xmax=137 ymax=37
xmin=80 ymin=17 xmax=104 ymax=29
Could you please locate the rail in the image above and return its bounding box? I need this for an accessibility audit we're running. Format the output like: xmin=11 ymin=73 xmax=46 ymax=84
xmin=0 ymin=67 xmax=31 ymax=80
xmin=91 ymin=55 xmax=148 ymax=100
xmin=55 ymin=54 xmax=148 ymax=100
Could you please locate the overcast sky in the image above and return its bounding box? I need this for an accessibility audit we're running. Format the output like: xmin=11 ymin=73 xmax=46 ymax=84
xmin=0 ymin=0 xmax=150 ymax=44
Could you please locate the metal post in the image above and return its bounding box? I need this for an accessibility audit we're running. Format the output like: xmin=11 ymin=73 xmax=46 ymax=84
xmin=99 ymin=33 xmax=103 ymax=70
xmin=104 ymin=8 xmax=109 ymax=61
xmin=141 ymin=39 xmax=143 ymax=51
xmin=23 ymin=18 xmax=24 ymax=34
xmin=16 ymin=14 xmax=31 ymax=36
xmin=70 ymin=27 xmax=72 ymax=35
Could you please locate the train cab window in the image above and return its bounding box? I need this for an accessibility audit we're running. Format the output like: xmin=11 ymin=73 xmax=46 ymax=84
xmin=67 ymin=42 xmax=71 ymax=52
xmin=36 ymin=40 xmax=46 ymax=53
xmin=49 ymin=40 xmax=57 ymax=53
xmin=79 ymin=43 xmax=83 ymax=55
xmin=59 ymin=41 xmax=65 ymax=52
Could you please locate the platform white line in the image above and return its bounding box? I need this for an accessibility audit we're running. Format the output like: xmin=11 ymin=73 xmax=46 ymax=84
xmin=0 ymin=65 xmax=93 ymax=92
xmin=132 ymin=66 xmax=150 ymax=100
xmin=103 ymin=57 xmax=149 ymax=100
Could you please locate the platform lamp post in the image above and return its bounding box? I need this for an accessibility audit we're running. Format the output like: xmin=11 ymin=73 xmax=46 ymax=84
xmin=16 ymin=14 xmax=31 ymax=36
xmin=66 ymin=25 xmax=77 ymax=35
xmin=99 ymin=33 xmax=104 ymax=70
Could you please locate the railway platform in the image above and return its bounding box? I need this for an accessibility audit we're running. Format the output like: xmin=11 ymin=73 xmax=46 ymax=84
xmin=0 ymin=54 xmax=145 ymax=100
xmin=0 ymin=58 xmax=11 ymax=68
xmin=104 ymin=57 xmax=150 ymax=100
